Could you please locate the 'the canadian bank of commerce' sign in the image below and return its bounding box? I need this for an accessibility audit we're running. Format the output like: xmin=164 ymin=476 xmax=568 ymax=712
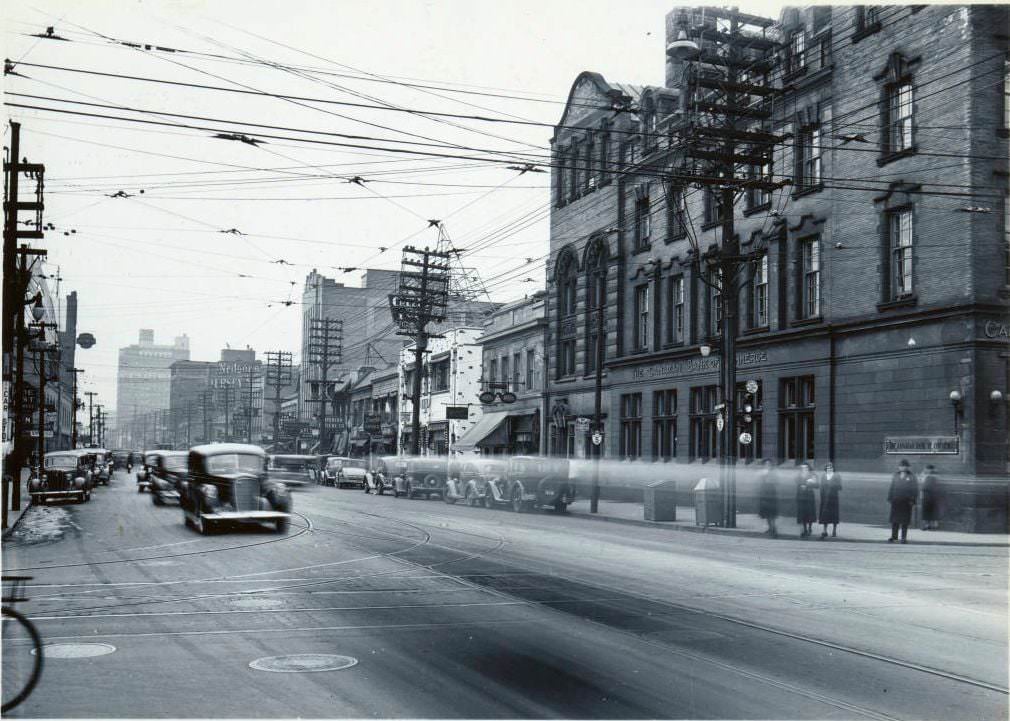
xmin=631 ymin=350 xmax=768 ymax=381
xmin=883 ymin=436 xmax=960 ymax=455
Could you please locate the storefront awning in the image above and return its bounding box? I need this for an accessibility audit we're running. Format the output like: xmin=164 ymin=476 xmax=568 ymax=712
xmin=454 ymin=410 xmax=510 ymax=452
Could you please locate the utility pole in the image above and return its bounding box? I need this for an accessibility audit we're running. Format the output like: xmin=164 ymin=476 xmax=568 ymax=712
xmin=668 ymin=7 xmax=783 ymax=528
xmin=244 ymin=362 xmax=259 ymax=444
xmin=95 ymin=405 xmax=104 ymax=447
xmin=33 ymin=320 xmax=58 ymax=477
xmin=307 ymin=319 xmax=342 ymax=454
xmin=265 ymin=351 xmax=293 ymax=451
xmin=390 ymin=243 xmax=451 ymax=456
xmin=66 ymin=367 xmax=83 ymax=448
xmin=85 ymin=391 xmax=97 ymax=446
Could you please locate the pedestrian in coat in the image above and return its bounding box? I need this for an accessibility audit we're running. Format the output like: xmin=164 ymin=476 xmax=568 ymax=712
xmin=757 ymin=459 xmax=779 ymax=538
xmin=887 ymin=459 xmax=918 ymax=543
xmin=795 ymin=463 xmax=818 ymax=537
xmin=818 ymin=463 xmax=842 ymax=539
xmin=920 ymin=464 xmax=941 ymax=530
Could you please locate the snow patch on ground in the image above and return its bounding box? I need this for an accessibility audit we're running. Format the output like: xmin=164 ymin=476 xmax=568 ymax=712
xmin=9 ymin=505 xmax=73 ymax=545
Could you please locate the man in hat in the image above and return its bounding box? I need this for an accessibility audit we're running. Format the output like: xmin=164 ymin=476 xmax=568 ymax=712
xmin=887 ymin=459 xmax=918 ymax=543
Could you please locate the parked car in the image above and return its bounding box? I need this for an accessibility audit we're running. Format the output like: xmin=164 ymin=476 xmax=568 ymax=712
xmin=111 ymin=450 xmax=132 ymax=471
xmin=394 ymin=457 xmax=449 ymax=500
xmin=178 ymin=443 xmax=291 ymax=535
xmin=322 ymin=456 xmax=369 ymax=489
xmin=149 ymin=450 xmax=188 ymax=505
xmin=92 ymin=448 xmax=112 ymax=485
xmin=443 ymin=458 xmax=507 ymax=506
xmin=135 ymin=450 xmax=159 ymax=493
xmin=28 ymin=450 xmax=92 ymax=504
xmin=367 ymin=456 xmax=404 ymax=495
xmin=266 ymin=455 xmax=317 ymax=489
xmin=483 ymin=456 xmax=574 ymax=513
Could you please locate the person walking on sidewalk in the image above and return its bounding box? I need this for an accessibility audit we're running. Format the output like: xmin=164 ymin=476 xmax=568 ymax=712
xmin=920 ymin=464 xmax=941 ymax=530
xmin=888 ymin=459 xmax=918 ymax=543
xmin=757 ymin=459 xmax=779 ymax=538
xmin=818 ymin=463 xmax=842 ymax=538
xmin=795 ymin=462 xmax=818 ymax=538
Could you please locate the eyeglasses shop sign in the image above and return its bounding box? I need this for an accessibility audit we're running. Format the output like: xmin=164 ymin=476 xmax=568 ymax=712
xmin=883 ymin=436 xmax=960 ymax=455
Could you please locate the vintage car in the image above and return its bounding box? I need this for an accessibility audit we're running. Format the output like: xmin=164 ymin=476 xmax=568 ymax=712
xmin=482 ymin=456 xmax=574 ymax=513
xmin=149 ymin=450 xmax=188 ymax=505
xmin=266 ymin=455 xmax=317 ymax=489
xmin=366 ymin=456 xmax=405 ymax=496
xmin=111 ymin=450 xmax=132 ymax=471
xmin=443 ymin=457 xmax=507 ymax=506
xmin=135 ymin=450 xmax=160 ymax=492
xmin=28 ymin=450 xmax=92 ymax=504
xmin=393 ymin=457 xmax=449 ymax=500
xmin=322 ymin=456 xmax=369 ymax=489
xmin=178 ymin=443 xmax=291 ymax=535
xmin=92 ymin=448 xmax=112 ymax=485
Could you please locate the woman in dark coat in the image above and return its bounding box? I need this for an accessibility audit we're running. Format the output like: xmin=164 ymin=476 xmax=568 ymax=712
xmin=887 ymin=459 xmax=918 ymax=543
xmin=795 ymin=463 xmax=818 ymax=537
xmin=920 ymin=464 xmax=940 ymax=530
xmin=757 ymin=459 xmax=779 ymax=537
xmin=818 ymin=463 xmax=842 ymax=538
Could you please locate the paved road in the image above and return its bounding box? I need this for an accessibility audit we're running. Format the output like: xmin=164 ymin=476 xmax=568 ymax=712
xmin=3 ymin=470 xmax=1007 ymax=719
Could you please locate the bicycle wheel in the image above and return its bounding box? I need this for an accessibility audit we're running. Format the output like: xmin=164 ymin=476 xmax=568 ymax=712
xmin=2 ymin=607 xmax=43 ymax=712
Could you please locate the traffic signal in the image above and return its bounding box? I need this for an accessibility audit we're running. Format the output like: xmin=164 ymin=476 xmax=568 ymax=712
xmin=738 ymin=380 xmax=758 ymax=447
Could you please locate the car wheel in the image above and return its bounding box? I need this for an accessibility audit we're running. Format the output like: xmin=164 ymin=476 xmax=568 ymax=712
xmin=276 ymin=518 xmax=289 ymax=534
xmin=511 ymin=486 xmax=524 ymax=513
xmin=554 ymin=500 xmax=568 ymax=514
xmin=137 ymin=485 xmax=143 ymax=493
xmin=153 ymin=493 xmax=162 ymax=506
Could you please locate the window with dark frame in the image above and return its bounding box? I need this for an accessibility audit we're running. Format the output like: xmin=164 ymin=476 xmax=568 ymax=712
xmin=668 ymin=185 xmax=687 ymax=239
xmin=787 ymin=30 xmax=806 ymax=76
xmin=635 ymin=193 xmax=652 ymax=250
xmin=512 ymin=352 xmax=521 ymax=393
xmin=704 ymin=188 xmax=724 ymax=226
xmin=567 ymin=143 xmax=578 ymax=202
xmin=599 ymin=127 xmax=611 ymax=185
xmin=555 ymin=148 xmax=565 ymax=207
xmin=855 ymin=6 xmax=882 ymax=35
xmin=752 ymin=253 xmax=769 ymax=328
xmin=886 ymin=82 xmax=914 ymax=155
xmin=432 ymin=359 xmax=449 ymax=392
xmin=801 ymin=238 xmax=821 ymax=318
xmin=634 ymin=284 xmax=650 ymax=351
xmin=556 ymin=252 xmax=578 ymax=377
xmin=584 ymin=132 xmax=595 ymax=192
xmin=796 ymin=126 xmax=822 ymax=190
xmin=889 ymin=208 xmax=914 ymax=299
xmin=500 ymin=355 xmax=509 ymax=387
xmin=779 ymin=376 xmax=815 ymax=462
xmin=669 ymin=275 xmax=685 ymax=344
xmin=586 ymin=243 xmax=607 ymax=374
xmin=747 ymin=160 xmax=773 ymax=209
xmin=619 ymin=393 xmax=643 ymax=459
xmin=689 ymin=385 xmax=719 ymax=460
xmin=525 ymin=349 xmax=535 ymax=390
xmin=652 ymin=389 xmax=678 ymax=461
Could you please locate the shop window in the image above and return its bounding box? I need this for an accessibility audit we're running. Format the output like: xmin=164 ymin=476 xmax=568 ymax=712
xmin=779 ymin=376 xmax=815 ymax=462
xmin=652 ymin=389 xmax=677 ymax=461
xmin=689 ymin=385 xmax=719 ymax=460
xmin=619 ymin=393 xmax=643 ymax=459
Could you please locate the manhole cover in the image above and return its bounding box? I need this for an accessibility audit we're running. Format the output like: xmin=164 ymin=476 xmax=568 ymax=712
xmin=35 ymin=643 xmax=116 ymax=659
xmin=249 ymin=654 xmax=358 ymax=673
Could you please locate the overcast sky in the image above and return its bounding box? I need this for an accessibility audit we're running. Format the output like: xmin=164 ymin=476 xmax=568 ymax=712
xmin=3 ymin=0 xmax=789 ymax=419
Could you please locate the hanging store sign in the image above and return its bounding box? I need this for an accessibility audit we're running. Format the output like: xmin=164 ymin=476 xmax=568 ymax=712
xmin=883 ymin=436 xmax=960 ymax=455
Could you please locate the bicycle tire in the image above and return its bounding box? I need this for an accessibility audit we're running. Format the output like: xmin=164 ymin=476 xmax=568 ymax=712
xmin=2 ymin=607 xmax=43 ymax=713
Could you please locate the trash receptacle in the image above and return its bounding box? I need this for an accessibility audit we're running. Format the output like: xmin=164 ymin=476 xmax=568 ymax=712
xmin=694 ymin=477 xmax=723 ymax=527
xmin=644 ymin=479 xmax=678 ymax=522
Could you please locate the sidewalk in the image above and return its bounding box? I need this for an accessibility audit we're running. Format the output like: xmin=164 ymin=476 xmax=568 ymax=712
xmin=2 ymin=479 xmax=31 ymax=540
xmin=566 ymin=500 xmax=1010 ymax=547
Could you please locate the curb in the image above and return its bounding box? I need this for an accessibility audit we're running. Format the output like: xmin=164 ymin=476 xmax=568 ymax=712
xmin=2 ymin=504 xmax=30 ymax=541
xmin=567 ymin=507 xmax=1010 ymax=548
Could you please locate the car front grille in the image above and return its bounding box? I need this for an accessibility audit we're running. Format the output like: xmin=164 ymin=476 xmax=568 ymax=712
xmin=231 ymin=477 xmax=260 ymax=512
xmin=45 ymin=470 xmax=71 ymax=491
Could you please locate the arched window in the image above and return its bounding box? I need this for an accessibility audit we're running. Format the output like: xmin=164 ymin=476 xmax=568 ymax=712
xmin=555 ymin=250 xmax=578 ymax=377
xmin=584 ymin=239 xmax=608 ymax=374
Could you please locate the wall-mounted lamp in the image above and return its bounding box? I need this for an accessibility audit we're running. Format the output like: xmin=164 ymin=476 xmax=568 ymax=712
xmin=949 ymin=389 xmax=963 ymax=434
xmin=699 ymin=344 xmax=712 ymax=357
xmin=990 ymin=390 xmax=1007 ymax=404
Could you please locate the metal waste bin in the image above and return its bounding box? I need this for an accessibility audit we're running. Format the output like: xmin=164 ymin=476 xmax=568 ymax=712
xmin=644 ymin=479 xmax=678 ymax=522
xmin=693 ymin=477 xmax=723 ymax=527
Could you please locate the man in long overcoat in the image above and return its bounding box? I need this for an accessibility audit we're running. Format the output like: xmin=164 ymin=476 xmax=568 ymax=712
xmin=887 ymin=459 xmax=918 ymax=543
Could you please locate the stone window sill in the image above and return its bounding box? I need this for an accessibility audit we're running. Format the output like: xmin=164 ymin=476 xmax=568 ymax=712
xmin=743 ymin=202 xmax=772 ymax=217
xmin=792 ymin=183 xmax=823 ymax=199
xmin=743 ymin=325 xmax=770 ymax=336
xmin=877 ymin=146 xmax=918 ymax=167
xmin=877 ymin=295 xmax=918 ymax=312
xmin=700 ymin=220 xmax=722 ymax=232
xmin=791 ymin=316 xmax=823 ymax=328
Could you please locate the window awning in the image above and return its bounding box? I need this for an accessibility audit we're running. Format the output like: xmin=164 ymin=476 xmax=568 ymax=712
xmin=454 ymin=410 xmax=510 ymax=452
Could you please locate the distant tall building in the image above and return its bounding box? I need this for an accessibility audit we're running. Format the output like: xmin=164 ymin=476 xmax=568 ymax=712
xmin=117 ymin=329 xmax=190 ymax=446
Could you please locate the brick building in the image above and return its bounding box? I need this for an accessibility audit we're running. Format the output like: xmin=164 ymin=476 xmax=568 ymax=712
xmin=547 ymin=5 xmax=1009 ymax=530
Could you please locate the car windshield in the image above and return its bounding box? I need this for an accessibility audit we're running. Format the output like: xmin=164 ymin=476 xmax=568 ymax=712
xmin=45 ymin=456 xmax=78 ymax=469
xmin=205 ymin=453 xmax=263 ymax=474
xmin=95 ymin=453 xmax=106 ymax=463
xmin=270 ymin=458 xmax=310 ymax=471
xmin=164 ymin=456 xmax=187 ymax=470
xmin=343 ymin=460 xmax=367 ymax=469
xmin=325 ymin=458 xmax=344 ymax=469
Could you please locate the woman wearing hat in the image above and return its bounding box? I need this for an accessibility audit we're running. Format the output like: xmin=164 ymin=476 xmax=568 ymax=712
xmin=887 ymin=459 xmax=918 ymax=543
xmin=795 ymin=462 xmax=818 ymax=538
xmin=818 ymin=463 xmax=842 ymax=538
xmin=920 ymin=464 xmax=941 ymax=530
